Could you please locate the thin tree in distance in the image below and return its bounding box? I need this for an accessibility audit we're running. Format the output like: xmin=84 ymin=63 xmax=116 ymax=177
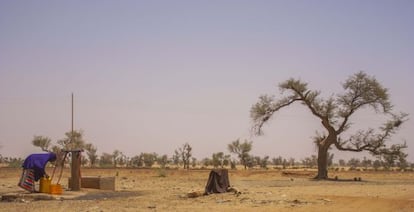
xmin=174 ymin=143 xmax=192 ymax=170
xmin=32 ymin=136 xmax=52 ymax=152
xmin=227 ymin=139 xmax=253 ymax=170
xmin=84 ymin=143 xmax=98 ymax=167
xmin=57 ymin=130 xmax=86 ymax=150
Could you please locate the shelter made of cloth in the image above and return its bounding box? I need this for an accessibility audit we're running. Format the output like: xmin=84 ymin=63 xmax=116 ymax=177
xmin=204 ymin=169 xmax=230 ymax=194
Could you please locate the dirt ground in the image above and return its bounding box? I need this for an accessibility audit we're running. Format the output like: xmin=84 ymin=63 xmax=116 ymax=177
xmin=1 ymin=167 xmax=413 ymax=212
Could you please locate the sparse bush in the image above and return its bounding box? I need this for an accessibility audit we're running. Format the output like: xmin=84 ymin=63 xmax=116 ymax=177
xmin=7 ymin=157 xmax=24 ymax=168
xmin=157 ymin=168 xmax=167 ymax=177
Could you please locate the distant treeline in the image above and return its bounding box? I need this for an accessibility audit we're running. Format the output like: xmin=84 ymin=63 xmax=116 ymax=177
xmin=0 ymin=128 xmax=410 ymax=172
xmin=1 ymin=152 xmax=412 ymax=171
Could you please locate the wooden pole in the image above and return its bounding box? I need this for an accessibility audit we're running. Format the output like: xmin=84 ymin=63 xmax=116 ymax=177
xmin=70 ymin=93 xmax=81 ymax=191
xmin=71 ymin=150 xmax=81 ymax=191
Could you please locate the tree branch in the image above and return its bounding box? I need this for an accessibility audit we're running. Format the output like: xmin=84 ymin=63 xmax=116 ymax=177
xmin=336 ymin=72 xmax=391 ymax=134
xmin=334 ymin=113 xmax=408 ymax=156
xmin=250 ymin=96 xmax=301 ymax=135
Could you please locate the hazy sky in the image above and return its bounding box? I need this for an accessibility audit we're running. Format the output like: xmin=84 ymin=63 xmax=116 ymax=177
xmin=1 ymin=0 xmax=413 ymax=162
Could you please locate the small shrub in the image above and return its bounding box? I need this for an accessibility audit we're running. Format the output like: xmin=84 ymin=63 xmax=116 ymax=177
xmin=8 ymin=160 xmax=23 ymax=168
xmin=157 ymin=168 xmax=167 ymax=177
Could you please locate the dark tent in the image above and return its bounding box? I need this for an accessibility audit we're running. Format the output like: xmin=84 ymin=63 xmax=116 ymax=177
xmin=204 ymin=169 xmax=230 ymax=194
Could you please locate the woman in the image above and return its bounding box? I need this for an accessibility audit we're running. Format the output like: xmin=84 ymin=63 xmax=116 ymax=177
xmin=18 ymin=152 xmax=57 ymax=192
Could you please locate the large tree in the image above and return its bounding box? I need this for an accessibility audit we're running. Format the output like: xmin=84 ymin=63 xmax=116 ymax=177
xmin=250 ymin=71 xmax=408 ymax=179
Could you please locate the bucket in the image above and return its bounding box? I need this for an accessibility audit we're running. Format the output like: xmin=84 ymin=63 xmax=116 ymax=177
xmin=39 ymin=177 xmax=51 ymax=193
xmin=49 ymin=184 xmax=63 ymax=195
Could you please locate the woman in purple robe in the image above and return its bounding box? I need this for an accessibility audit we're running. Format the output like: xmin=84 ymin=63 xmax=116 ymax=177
xmin=18 ymin=152 xmax=57 ymax=192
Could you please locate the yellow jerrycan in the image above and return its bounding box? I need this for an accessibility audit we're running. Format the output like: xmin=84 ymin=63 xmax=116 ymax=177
xmin=39 ymin=176 xmax=51 ymax=193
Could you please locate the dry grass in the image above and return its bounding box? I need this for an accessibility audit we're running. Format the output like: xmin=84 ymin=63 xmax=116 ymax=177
xmin=1 ymin=167 xmax=414 ymax=211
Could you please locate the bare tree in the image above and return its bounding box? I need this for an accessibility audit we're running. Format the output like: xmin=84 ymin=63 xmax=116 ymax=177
xmin=251 ymin=71 xmax=408 ymax=179
xmin=227 ymin=139 xmax=252 ymax=169
xmin=183 ymin=143 xmax=192 ymax=169
xmin=175 ymin=143 xmax=192 ymax=169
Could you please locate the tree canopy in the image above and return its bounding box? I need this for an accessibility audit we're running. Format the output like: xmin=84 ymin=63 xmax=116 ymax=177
xmin=32 ymin=135 xmax=52 ymax=152
xmin=228 ymin=139 xmax=253 ymax=169
xmin=57 ymin=130 xmax=87 ymax=150
xmin=174 ymin=143 xmax=192 ymax=169
xmin=250 ymin=71 xmax=408 ymax=179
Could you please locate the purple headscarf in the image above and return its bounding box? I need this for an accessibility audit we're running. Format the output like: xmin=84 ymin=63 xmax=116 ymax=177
xmin=22 ymin=153 xmax=56 ymax=181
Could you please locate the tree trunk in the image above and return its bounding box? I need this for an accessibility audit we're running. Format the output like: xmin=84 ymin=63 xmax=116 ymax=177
xmin=315 ymin=145 xmax=329 ymax=179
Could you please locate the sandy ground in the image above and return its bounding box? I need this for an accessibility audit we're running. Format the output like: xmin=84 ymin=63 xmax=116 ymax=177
xmin=1 ymin=167 xmax=413 ymax=212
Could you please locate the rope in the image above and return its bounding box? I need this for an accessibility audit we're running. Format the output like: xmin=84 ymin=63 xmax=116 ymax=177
xmin=50 ymin=161 xmax=58 ymax=180
xmin=50 ymin=152 xmax=67 ymax=181
xmin=56 ymin=152 xmax=68 ymax=184
xmin=49 ymin=150 xmax=82 ymax=186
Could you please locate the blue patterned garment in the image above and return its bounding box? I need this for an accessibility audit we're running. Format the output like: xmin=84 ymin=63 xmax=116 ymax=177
xmin=22 ymin=153 xmax=56 ymax=181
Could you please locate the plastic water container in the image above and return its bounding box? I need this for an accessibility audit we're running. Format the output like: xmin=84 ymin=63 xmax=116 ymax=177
xmin=49 ymin=184 xmax=63 ymax=195
xmin=39 ymin=177 xmax=51 ymax=193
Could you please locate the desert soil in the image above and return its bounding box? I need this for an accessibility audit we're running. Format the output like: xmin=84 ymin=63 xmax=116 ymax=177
xmin=1 ymin=167 xmax=413 ymax=212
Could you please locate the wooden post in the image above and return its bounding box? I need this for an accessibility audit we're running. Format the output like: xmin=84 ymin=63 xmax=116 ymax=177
xmin=71 ymin=150 xmax=81 ymax=191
